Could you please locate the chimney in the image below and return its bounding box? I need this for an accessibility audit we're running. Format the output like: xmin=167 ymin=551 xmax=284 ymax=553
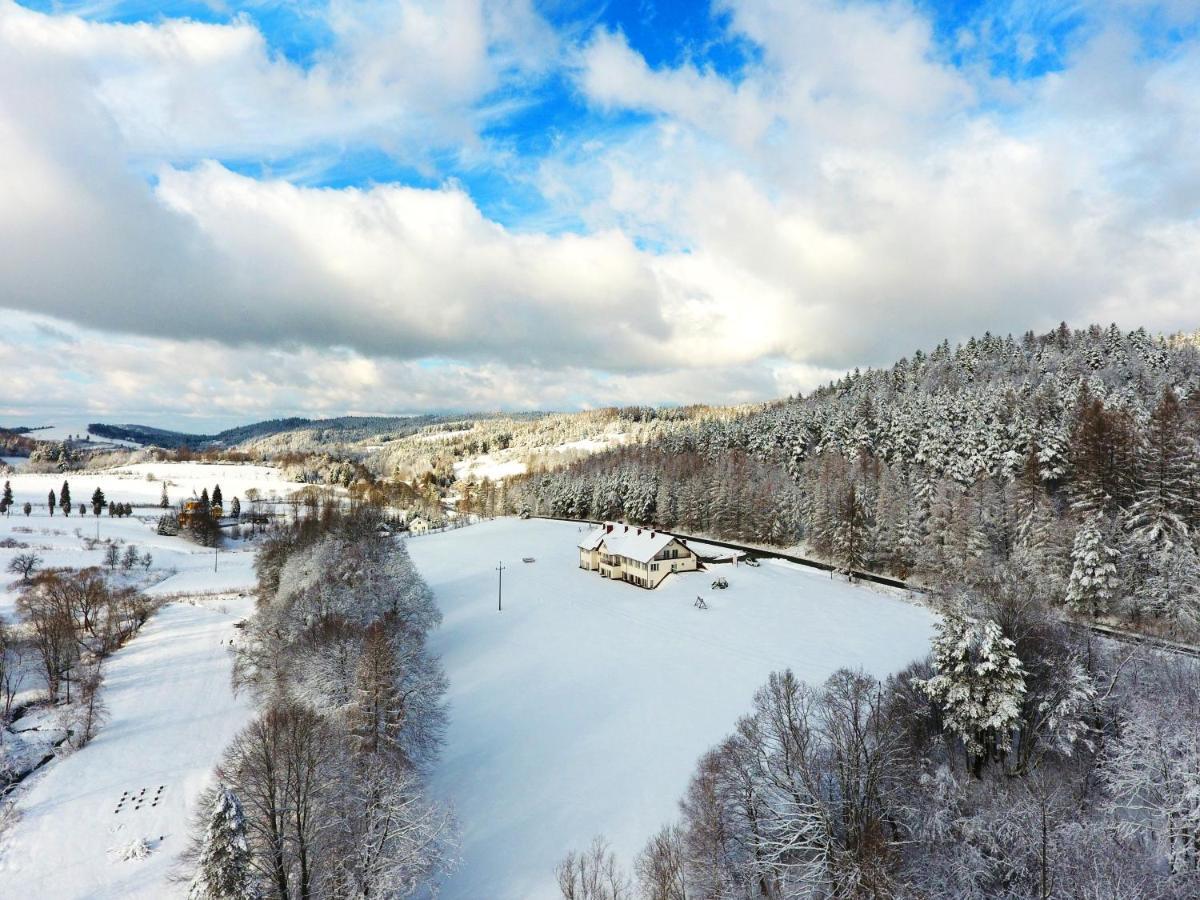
xmin=637 ymin=528 xmax=642 ymax=536
xmin=606 ymin=523 xmax=613 ymax=533
xmin=624 ymin=525 xmax=629 ymax=532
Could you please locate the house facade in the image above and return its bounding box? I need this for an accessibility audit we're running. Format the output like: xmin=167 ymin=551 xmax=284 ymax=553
xmin=578 ymin=522 xmax=698 ymax=589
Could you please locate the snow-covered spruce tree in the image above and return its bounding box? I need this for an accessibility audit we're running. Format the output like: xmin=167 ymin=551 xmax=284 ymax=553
xmin=348 ymin=621 xmax=405 ymax=761
xmin=188 ymin=786 xmax=258 ymax=900
xmin=1064 ymin=515 xmax=1119 ymax=618
xmin=918 ymin=611 xmax=1027 ymax=777
xmin=1126 ymin=386 xmax=1192 ymax=550
xmin=1141 ymin=538 xmax=1200 ymax=629
xmin=831 ymin=480 xmax=868 ymax=574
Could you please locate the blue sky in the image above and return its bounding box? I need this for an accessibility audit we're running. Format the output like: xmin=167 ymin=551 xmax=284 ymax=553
xmin=1 ymin=0 xmax=1199 ymax=424
xmin=17 ymin=0 xmax=1189 ymax=228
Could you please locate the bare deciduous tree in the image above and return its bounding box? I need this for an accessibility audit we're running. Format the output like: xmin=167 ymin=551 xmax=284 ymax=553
xmin=6 ymin=552 xmax=42 ymax=583
xmin=634 ymin=824 xmax=689 ymax=900
xmin=557 ymin=836 xmax=631 ymax=900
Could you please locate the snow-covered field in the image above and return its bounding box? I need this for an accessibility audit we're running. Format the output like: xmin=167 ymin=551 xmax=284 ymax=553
xmin=407 ymin=518 xmax=936 ymax=899
xmin=0 ymin=595 xmax=255 ymax=899
xmin=451 ymin=432 xmax=630 ymax=483
xmin=0 ymin=462 xmax=298 ymax=625
xmin=0 ymin=462 xmax=286 ymax=897
xmin=3 ymin=462 xmax=307 ymax=510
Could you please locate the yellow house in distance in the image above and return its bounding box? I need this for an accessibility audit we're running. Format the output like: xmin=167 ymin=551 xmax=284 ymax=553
xmin=578 ymin=522 xmax=698 ymax=589
xmin=178 ymin=497 xmax=220 ymax=527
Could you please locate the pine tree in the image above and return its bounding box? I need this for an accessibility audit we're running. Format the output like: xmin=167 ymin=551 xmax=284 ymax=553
xmin=1127 ymin=387 xmax=1191 ymax=550
xmin=230 ymin=496 xmax=241 ymax=520
xmin=831 ymin=480 xmax=868 ymax=574
xmin=60 ymin=481 xmax=71 ymax=517
xmin=918 ymin=611 xmax=1027 ymax=776
xmin=48 ymin=490 xmax=55 ymax=516
xmin=91 ymin=487 xmax=105 ymax=516
xmin=348 ymin=623 xmax=406 ymax=763
xmin=2 ymin=480 xmax=11 ymax=512
xmin=160 ymin=483 xmax=170 ymax=508
xmin=212 ymin=484 xmax=223 ymax=511
xmin=1069 ymin=393 xmax=1135 ymax=513
xmin=188 ymin=786 xmax=258 ymax=900
xmin=1065 ymin=515 xmax=1119 ymax=618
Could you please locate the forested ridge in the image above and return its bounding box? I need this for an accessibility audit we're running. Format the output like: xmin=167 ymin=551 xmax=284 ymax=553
xmin=546 ymin=328 xmax=1200 ymax=898
xmin=517 ymin=323 xmax=1200 ymax=638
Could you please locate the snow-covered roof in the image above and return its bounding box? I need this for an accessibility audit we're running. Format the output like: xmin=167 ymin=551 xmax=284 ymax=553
xmin=580 ymin=522 xmax=688 ymax=564
xmin=578 ymin=527 xmax=608 ymax=551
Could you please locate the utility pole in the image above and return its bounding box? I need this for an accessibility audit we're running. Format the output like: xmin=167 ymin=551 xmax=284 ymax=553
xmin=214 ymin=545 xmax=219 ymax=572
xmin=496 ymin=561 xmax=505 ymax=612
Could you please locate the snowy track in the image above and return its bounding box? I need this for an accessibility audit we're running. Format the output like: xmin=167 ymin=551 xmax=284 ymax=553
xmin=408 ymin=518 xmax=935 ymax=899
xmin=0 ymin=596 xmax=255 ymax=899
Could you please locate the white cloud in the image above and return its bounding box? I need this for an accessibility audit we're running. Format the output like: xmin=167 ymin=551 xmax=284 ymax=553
xmin=0 ymin=312 xmax=826 ymax=424
xmin=566 ymin=0 xmax=1200 ymax=367
xmin=0 ymin=0 xmax=558 ymax=163
xmin=1 ymin=0 xmax=1200 ymax=420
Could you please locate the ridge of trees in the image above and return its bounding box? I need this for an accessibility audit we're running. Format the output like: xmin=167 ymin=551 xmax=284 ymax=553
xmin=184 ymin=509 xmax=455 ymax=898
xmin=516 ymin=323 xmax=1200 ymax=639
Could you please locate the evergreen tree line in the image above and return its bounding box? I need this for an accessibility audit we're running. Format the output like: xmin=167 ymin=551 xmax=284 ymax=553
xmin=514 ymin=325 xmax=1200 ymax=637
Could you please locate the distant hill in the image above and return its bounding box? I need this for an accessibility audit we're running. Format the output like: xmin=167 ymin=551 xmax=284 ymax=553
xmin=89 ymin=414 xmax=458 ymax=449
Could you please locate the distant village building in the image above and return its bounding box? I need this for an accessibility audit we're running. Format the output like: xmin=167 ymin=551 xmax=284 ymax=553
xmin=177 ymin=496 xmax=225 ymax=528
xmin=408 ymin=516 xmax=431 ymax=535
xmin=578 ymin=522 xmax=698 ymax=589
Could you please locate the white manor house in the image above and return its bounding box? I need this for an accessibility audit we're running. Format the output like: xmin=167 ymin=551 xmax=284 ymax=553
xmin=577 ymin=522 xmax=698 ymax=589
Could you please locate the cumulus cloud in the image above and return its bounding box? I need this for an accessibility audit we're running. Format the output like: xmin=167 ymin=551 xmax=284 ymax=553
xmin=566 ymin=0 xmax=1200 ymax=367
xmin=0 ymin=0 xmax=558 ymax=162
xmin=0 ymin=312 xmax=822 ymax=423
xmin=1 ymin=0 xmax=1199 ymax=422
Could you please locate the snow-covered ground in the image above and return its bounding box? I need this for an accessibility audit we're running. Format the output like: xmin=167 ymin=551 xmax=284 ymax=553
xmin=0 ymin=461 xmax=303 ymax=616
xmin=451 ymin=432 xmax=630 ymax=483
xmin=0 ymin=594 xmax=255 ymax=899
xmin=0 ymin=462 xmax=278 ymax=897
xmin=407 ymin=518 xmax=936 ymax=899
xmin=452 ymin=454 xmax=529 ymax=482
xmin=3 ymin=461 xmax=306 ymax=510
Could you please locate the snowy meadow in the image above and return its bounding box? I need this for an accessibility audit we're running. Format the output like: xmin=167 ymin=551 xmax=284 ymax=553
xmin=0 ymin=462 xmax=308 ymax=898
xmin=406 ymin=518 xmax=935 ymax=898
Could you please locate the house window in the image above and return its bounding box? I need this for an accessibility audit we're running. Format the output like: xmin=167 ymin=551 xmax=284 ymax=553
xmin=651 ymin=563 xmax=658 ymax=571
